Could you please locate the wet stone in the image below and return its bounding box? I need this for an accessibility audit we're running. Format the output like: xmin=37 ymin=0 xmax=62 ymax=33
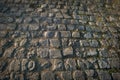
xmin=63 ymin=47 xmax=73 ymax=57
xmin=73 ymin=70 xmax=85 ymax=80
xmin=49 ymin=49 xmax=62 ymax=59
xmin=41 ymin=71 xmax=55 ymax=80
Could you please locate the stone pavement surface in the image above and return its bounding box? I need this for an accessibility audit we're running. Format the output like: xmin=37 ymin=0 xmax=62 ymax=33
xmin=0 ymin=0 xmax=120 ymax=80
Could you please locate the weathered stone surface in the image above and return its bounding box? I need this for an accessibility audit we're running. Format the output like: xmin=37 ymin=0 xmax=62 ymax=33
xmin=108 ymin=58 xmax=120 ymax=69
xmin=61 ymin=71 xmax=72 ymax=80
xmin=56 ymin=12 xmax=63 ymax=18
xmin=57 ymin=24 xmax=66 ymax=30
xmin=85 ymin=70 xmax=96 ymax=77
xmin=28 ymin=60 xmax=35 ymax=71
xmin=41 ymin=71 xmax=55 ymax=80
xmin=9 ymin=59 xmax=20 ymax=72
xmin=39 ymin=39 xmax=49 ymax=47
xmin=47 ymin=25 xmax=56 ymax=30
xmin=77 ymin=59 xmax=86 ymax=70
xmin=76 ymin=25 xmax=85 ymax=30
xmin=63 ymin=47 xmax=73 ymax=57
xmin=72 ymin=32 xmax=80 ymax=38
xmin=112 ymin=73 xmax=120 ymax=80
xmin=87 ymin=49 xmax=98 ymax=56
xmin=3 ymin=47 xmax=15 ymax=58
xmin=64 ymin=59 xmax=76 ymax=71
xmin=37 ymin=48 xmax=49 ymax=58
xmin=0 ymin=0 xmax=120 ymax=79
xmin=27 ymin=50 xmax=36 ymax=59
xmin=84 ymin=32 xmax=93 ymax=39
xmin=26 ymin=72 xmax=40 ymax=80
xmin=44 ymin=31 xmax=55 ymax=38
xmin=98 ymin=48 xmax=109 ymax=57
xmin=60 ymin=31 xmax=71 ymax=38
xmin=28 ymin=24 xmax=39 ymax=30
xmin=7 ymin=24 xmax=17 ymax=30
xmin=49 ymin=49 xmax=62 ymax=59
xmin=50 ymin=39 xmax=60 ymax=48
xmin=98 ymin=59 xmax=110 ymax=69
xmin=21 ymin=59 xmax=28 ymax=71
xmin=39 ymin=59 xmax=52 ymax=70
xmin=52 ymin=59 xmax=64 ymax=71
xmin=67 ymin=25 xmax=75 ymax=30
xmin=24 ymin=17 xmax=33 ymax=23
xmin=7 ymin=17 xmax=14 ymax=23
xmin=89 ymin=40 xmax=99 ymax=47
xmin=80 ymin=40 xmax=89 ymax=47
xmin=19 ymin=39 xmax=27 ymax=47
xmin=73 ymin=70 xmax=85 ymax=80
xmin=98 ymin=71 xmax=112 ymax=80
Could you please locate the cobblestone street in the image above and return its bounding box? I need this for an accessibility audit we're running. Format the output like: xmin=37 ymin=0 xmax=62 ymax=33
xmin=0 ymin=0 xmax=120 ymax=80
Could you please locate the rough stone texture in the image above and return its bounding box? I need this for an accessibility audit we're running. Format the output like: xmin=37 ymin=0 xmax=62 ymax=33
xmin=0 ymin=0 xmax=120 ymax=79
xmin=41 ymin=71 xmax=55 ymax=80
xmin=63 ymin=47 xmax=73 ymax=57
xmin=49 ymin=49 xmax=62 ymax=59
xmin=73 ymin=70 xmax=85 ymax=80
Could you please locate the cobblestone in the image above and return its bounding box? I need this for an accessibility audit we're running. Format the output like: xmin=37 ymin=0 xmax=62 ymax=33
xmin=0 ymin=0 xmax=120 ymax=79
